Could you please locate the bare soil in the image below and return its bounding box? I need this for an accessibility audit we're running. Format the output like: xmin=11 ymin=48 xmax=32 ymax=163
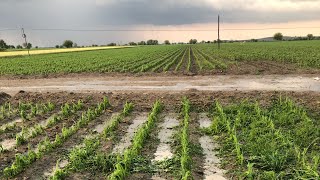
xmin=6 ymin=91 xmax=320 ymax=115
xmin=0 ymin=92 xmax=11 ymax=105
xmin=1 ymin=74 xmax=320 ymax=97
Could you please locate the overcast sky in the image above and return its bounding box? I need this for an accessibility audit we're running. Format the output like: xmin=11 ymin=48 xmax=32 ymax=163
xmin=1 ymin=0 xmax=320 ymax=46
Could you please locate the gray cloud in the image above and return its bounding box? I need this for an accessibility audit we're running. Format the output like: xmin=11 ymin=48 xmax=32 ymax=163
xmin=1 ymin=0 xmax=319 ymax=28
xmin=1 ymin=0 xmax=320 ymax=46
xmin=94 ymin=0 xmax=320 ymax=25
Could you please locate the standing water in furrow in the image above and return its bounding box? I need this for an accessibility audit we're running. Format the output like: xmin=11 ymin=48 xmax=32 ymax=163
xmin=151 ymin=113 xmax=179 ymax=179
xmin=0 ymin=118 xmax=23 ymax=150
xmin=0 ymin=113 xmax=57 ymax=151
xmin=43 ymin=113 xmax=120 ymax=178
xmin=153 ymin=113 xmax=179 ymax=161
xmin=198 ymin=113 xmax=226 ymax=180
xmin=112 ymin=112 xmax=148 ymax=154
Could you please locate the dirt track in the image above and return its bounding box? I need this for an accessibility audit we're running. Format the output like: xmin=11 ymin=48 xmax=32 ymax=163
xmin=0 ymin=75 xmax=319 ymax=96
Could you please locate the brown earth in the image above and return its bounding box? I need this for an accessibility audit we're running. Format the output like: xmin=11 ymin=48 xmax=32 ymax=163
xmin=0 ymin=92 xmax=11 ymax=105
xmin=8 ymin=91 xmax=320 ymax=117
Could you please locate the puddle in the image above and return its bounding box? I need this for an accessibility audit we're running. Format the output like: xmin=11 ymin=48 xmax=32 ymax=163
xmin=40 ymin=114 xmax=57 ymax=127
xmin=198 ymin=113 xmax=211 ymax=128
xmin=153 ymin=113 xmax=179 ymax=161
xmin=0 ymin=138 xmax=17 ymax=150
xmin=199 ymin=136 xmax=226 ymax=180
xmin=15 ymin=114 xmax=57 ymax=140
xmin=43 ymin=159 xmax=69 ymax=178
xmin=112 ymin=113 xmax=148 ymax=154
xmin=93 ymin=113 xmax=119 ymax=133
xmin=42 ymin=113 xmax=120 ymax=178
xmin=0 ymin=115 xmax=57 ymax=152
xmin=0 ymin=118 xmax=23 ymax=130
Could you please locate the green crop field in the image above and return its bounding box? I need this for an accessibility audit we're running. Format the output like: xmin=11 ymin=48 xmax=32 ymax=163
xmin=0 ymin=93 xmax=319 ymax=179
xmin=0 ymin=40 xmax=320 ymax=76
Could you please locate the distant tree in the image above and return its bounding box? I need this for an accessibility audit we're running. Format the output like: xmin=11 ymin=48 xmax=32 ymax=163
xmin=8 ymin=45 xmax=15 ymax=49
xmin=0 ymin=39 xmax=8 ymax=49
xmin=189 ymin=39 xmax=197 ymax=44
xmin=147 ymin=39 xmax=158 ymax=45
xmin=59 ymin=45 xmax=64 ymax=48
xmin=74 ymin=43 xmax=78 ymax=48
xmin=55 ymin=45 xmax=60 ymax=48
xmin=164 ymin=40 xmax=170 ymax=45
xmin=307 ymin=34 xmax=314 ymax=40
xmin=138 ymin=41 xmax=146 ymax=45
xmin=16 ymin=45 xmax=23 ymax=49
xmin=107 ymin=43 xmax=117 ymax=46
xmin=63 ymin=40 xmax=73 ymax=48
xmin=23 ymin=42 xmax=32 ymax=49
xmin=35 ymin=46 xmax=38 ymax=49
xmin=128 ymin=42 xmax=137 ymax=46
xmin=273 ymin=33 xmax=283 ymax=41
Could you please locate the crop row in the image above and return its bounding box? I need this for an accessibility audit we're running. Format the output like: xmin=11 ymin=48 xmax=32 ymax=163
xmin=1 ymin=97 xmax=319 ymax=179
xmin=1 ymin=40 xmax=319 ymax=76
xmin=2 ymin=98 xmax=110 ymax=177
xmin=208 ymin=97 xmax=320 ymax=179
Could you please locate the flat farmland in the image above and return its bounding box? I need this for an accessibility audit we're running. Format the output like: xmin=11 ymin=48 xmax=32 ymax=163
xmin=0 ymin=41 xmax=320 ymax=77
xmin=0 ymin=91 xmax=319 ymax=179
xmin=0 ymin=40 xmax=319 ymax=180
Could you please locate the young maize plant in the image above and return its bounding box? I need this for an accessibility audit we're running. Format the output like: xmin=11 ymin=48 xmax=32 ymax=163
xmin=103 ymin=102 xmax=133 ymax=138
xmin=179 ymin=97 xmax=192 ymax=180
xmin=50 ymin=102 xmax=134 ymax=180
xmin=175 ymin=47 xmax=188 ymax=71
xmin=3 ymin=98 xmax=110 ymax=178
xmin=187 ymin=47 xmax=191 ymax=72
xmin=0 ymin=102 xmax=14 ymax=120
xmin=108 ymin=101 xmax=162 ymax=180
xmin=209 ymin=98 xmax=320 ymax=179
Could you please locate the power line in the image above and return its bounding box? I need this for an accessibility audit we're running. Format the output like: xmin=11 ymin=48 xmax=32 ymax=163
xmin=1 ymin=26 xmax=320 ymax=32
xmin=0 ymin=28 xmax=20 ymax=31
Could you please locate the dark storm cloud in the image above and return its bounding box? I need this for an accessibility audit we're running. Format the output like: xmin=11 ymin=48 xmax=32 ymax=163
xmin=1 ymin=0 xmax=320 ymax=28
xmin=1 ymin=0 xmax=320 ymax=46
xmin=94 ymin=0 xmax=217 ymax=25
xmin=94 ymin=0 xmax=320 ymax=25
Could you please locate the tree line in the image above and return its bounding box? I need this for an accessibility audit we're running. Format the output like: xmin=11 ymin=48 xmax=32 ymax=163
xmin=0 ymin=39 xmax=33 ymax=51
xmin=1 ymin=34 xmax=319 ymax=51
xmin=273 ymin=33 xmax=318 ymax=41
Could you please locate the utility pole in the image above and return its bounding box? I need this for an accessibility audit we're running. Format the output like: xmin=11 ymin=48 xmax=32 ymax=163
xmin=218 ymin=15 xmax=220 ymax=49
xmin=21 ymin=28 xmax=30 ymax=56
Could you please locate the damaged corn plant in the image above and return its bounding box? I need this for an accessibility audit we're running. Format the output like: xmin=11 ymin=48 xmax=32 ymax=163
xmin=208 ymin=97 xmax=320 ymax=179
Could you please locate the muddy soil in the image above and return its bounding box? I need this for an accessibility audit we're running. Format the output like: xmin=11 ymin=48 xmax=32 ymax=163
xmin=1 ymin=75 xmax=320 ymax=97
xmin=0 ymin=92 xmax=11 ymax=105
xmin=14 ymin=111 xmax=114 ymax=180
xmin=6 ymin=91 xmax=320 ymax=117
xmin=1 ymin=91 xmax=320 ymax=179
